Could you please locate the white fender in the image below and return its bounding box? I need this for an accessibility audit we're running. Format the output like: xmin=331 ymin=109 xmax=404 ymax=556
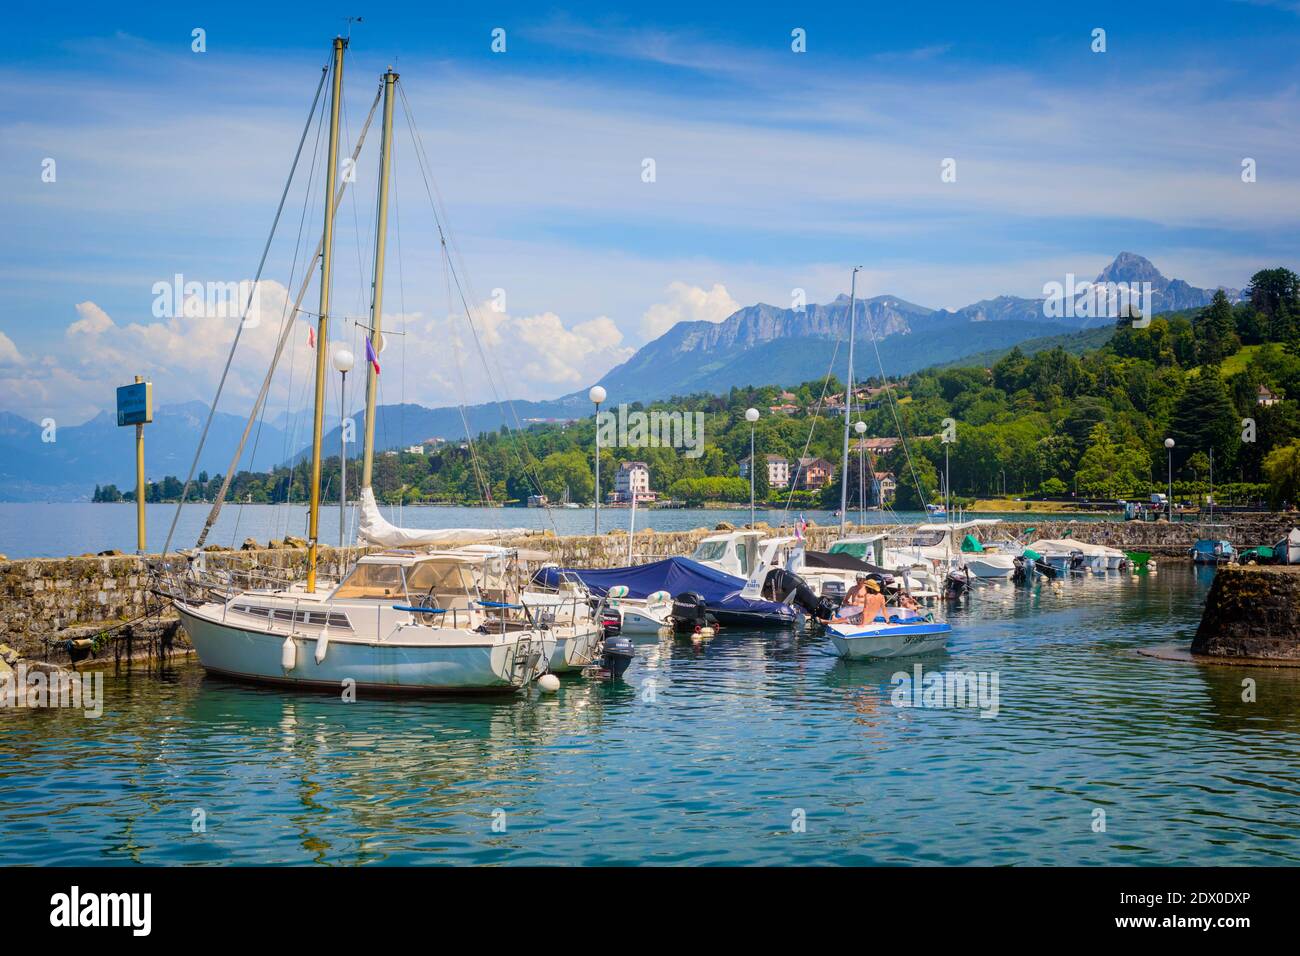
xmin=281 ymin=635 xmax=296 ymax=671
xmin=315 ymin=624 xmax=330 ymax=664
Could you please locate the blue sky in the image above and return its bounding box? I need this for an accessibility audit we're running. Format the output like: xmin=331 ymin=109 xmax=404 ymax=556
xmin=4 ymin=0 xmax=1300 ymax=422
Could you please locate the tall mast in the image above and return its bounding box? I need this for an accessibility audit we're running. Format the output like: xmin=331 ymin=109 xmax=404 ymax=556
xmin=360 ymin=68 xmax=399 ymax=491
xmin=306 ymin=36 xmax=347 ymax=593
xmin=839 ymin=267 xmax=860 ymax=536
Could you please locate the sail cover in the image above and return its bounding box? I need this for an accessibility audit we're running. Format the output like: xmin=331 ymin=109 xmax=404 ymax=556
xmin=357 ymin=487 xmax=527 ymax=548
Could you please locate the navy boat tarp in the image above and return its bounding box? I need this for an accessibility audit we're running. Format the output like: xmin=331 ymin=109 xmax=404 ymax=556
xmin=532 ymin=557 xmax=797 ymax=627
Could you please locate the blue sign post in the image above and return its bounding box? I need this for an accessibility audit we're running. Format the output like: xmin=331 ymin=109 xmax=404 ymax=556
xmin=116 ymin=377 xmax=152 ymax=553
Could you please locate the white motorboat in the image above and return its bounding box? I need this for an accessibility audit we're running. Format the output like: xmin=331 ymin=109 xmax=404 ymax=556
xmin=1027 ymin=538 xmax=1113 ymax=573
xmin=604 ymin=586 xmax=673 ymax=636
xmin=689 ymin=529 xmax=766 ymax=578
xmin=889 ymin=520 xmax=1016 ymax=580
xmin=826 ymin=614 xmax=951 ymax=659
xmin=171 ymin=549 xmax=554 ymax=693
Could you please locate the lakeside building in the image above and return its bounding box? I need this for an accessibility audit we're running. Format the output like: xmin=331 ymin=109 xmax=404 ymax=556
xmin=739 ymin=453 xmax=791 ymax=489
xmin=794 ymin=456 xmax=834 ymax=491
xmin=611 ymin=461 xmax=657 ymax=504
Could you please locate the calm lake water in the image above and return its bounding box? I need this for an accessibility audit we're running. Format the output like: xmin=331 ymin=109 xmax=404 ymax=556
xmin=2 ymin=564 xmax=1297 ymax=866
xmin=0 ymin=502 xmax=1105 ymax=560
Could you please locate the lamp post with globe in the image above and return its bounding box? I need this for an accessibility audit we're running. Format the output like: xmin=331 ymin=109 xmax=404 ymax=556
xmin=745 ymin=407 xmax=760 ymax=526
xmin=590 ymin=385 xmax=607 ymax=534
xmin=1164 ymin=438 xmax=1175 ymax=522
xmin=855 ymin=420 xmax=868 ymax=524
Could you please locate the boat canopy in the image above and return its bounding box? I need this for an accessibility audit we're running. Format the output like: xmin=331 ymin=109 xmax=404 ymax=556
xmin=960 ymin=534 xmax=984 ymax=553
xmin=531 ymin=557 xmax=797 ymax=624
xmin=802 ymin=550 xmax=892 ymax=576
xmin=357 ymin=487 xmax=527 ymax=548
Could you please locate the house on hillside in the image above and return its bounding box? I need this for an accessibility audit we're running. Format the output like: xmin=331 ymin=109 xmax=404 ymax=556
xmin=611 ymin=461 xmax=657 ymax=503
xmin=740 ymin=453 xmax=790 ymax=489
xmin=794 ymin=457 xmax=834 ymax=491
xmin=1257 ymin=384 xmax=1280 ymax=407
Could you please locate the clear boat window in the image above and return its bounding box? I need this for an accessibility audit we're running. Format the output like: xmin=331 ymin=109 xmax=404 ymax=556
xmin=693 ymin=541 xmax=728 ymax=562
xmin=333 ymin=562 xmax=407 ymax=600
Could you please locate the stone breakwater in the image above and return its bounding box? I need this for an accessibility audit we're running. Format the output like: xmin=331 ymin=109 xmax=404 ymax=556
xmin=0 ymin=515 xmax=1295 ymax=666
xmin=1192 ymin=565 xmax=1300 ymax=661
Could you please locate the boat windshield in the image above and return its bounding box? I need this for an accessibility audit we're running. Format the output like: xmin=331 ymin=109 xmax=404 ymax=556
xmin=900 ymin=531 xmax=946 ymax=549
xmin=333 ymin=562 xmax=407 ymax=600
xmin=693 ymin=541 xmax=729 ymax=563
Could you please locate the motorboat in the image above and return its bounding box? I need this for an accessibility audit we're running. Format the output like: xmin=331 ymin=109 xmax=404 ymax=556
xmin=602 ymin=585 xmax=673 ymax=636
xmin=1026 ymin=538 xmax=1112 ymax=573
xmin=1190 ymin=539 xmax=1235 ymax=565
xmin=169 ymin=548 xmax=554 ymax=693
xmin=888 ymin=520 xmax=1017 ymax=580
xmin=533 ymin=556 xmax=803 ymax=628
xmin=688 ymin=529 xmax=767 ymax=578
xmin=826 ymin=611 xmax=951 ymax=659
xmin=1275 ymin=528 xmax=1300 ymax=565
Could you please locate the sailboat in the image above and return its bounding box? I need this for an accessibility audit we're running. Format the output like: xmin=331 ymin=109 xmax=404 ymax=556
xmin=164 ymin=39 xmax=556 ymax=693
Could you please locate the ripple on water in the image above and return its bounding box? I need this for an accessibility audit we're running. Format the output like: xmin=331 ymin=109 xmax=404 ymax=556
xmin=1 ymin=566 xmax=1298 ymax=865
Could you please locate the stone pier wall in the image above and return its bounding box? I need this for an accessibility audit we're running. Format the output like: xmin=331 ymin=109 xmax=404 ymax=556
xmin=1192 ymin=565 xmax=1300 ymax=660
xmin=0 ymin=513 xmax=1295 ymax=664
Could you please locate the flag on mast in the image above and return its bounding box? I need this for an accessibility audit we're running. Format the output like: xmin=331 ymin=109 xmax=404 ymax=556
xmin=365 ymin=336 xmax=381 ymax=375
xmin=306 ymin=324 xmax=315 ymax=349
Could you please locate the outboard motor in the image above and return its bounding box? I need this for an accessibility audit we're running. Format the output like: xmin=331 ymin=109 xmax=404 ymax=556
xmin=600 ymin=636 xmax=636 ymax=681
xmin=761 ymin=568 xmax=822 ymax=616
xmin=1034 ymin=558 xmax=1057 ymax=579
xmin=671 ymin=591 xmax=710 ymax=632
xmin=599 ymin=607 xmax=622 ymax=638
xmin=1067 ymin=550 xmax=1088 ymax=574
xmin=944 ymin=568 xmax=972 ymax=599
xmin=820 ymin=579 xmax=846 ymax=603
xmin=1012 ymin=555 xmax=1028 ymax=584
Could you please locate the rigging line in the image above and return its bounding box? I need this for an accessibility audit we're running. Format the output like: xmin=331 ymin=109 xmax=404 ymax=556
xmin=397 ymin=89 xmax=556 ymax=533
xmin=780 ymin=334 xmax=844 ymax=519
xmin=862 ymin=302 xmax=930 ymax=517
xmin=161 ymin=58 xmax=330 ymax=556
xmin=196 ymin=80 xmax=386 ymax=549
xmin=238 ymin=82 xmax=330 ymax=548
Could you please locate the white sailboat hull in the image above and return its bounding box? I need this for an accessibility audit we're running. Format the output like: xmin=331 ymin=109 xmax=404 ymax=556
xmin=547 ymin=625 xmax=600 ymax=673
xmin=177 ymin=603 xmax=549 ymax=693
xmin=961 ymin=554 xmax=1016 ymax=579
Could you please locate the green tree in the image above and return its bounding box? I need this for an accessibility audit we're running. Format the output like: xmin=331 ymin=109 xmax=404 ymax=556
xmin=1262 ymin=440 xmax=1300 ymax=508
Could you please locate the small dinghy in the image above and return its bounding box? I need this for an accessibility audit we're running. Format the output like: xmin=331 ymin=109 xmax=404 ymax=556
xmin=827 ymin=614 xmax=951 ymax=659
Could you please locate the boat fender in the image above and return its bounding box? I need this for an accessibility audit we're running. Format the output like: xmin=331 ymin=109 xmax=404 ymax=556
xmin=538 ymin=673 xmax=561 ymax=693
xmin=314 ymin=624 xmax=330 ymax=664
xmin=281 ymin=635 xmax=297 ymax=672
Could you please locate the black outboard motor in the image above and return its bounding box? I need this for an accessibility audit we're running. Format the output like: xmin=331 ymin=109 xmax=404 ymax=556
xmin=1012 ymin=555 xmax=1028 ymax=584
xmin=671 ymin=591 xmax=710 ymax=632
xmin=600 ymin=636 xmax=636 ymax=681
xmin=761 ymin=568 xmax=822 ymax=616
xmin=944 ymin=568 xmax=972 ymax=599
xmin=1034 ymin=558 xmax=1057 ymax=579
xmin=820 ymin=579 xmax=846 ymax=604
xmin=599 ymin=607 xmax=622 ymax=639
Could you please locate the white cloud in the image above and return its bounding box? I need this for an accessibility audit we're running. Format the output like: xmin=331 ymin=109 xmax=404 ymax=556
xmin=0 ymin=330 xmax=21 ymax=366
xmin=641 ymin=282 xmax=740 ymax=339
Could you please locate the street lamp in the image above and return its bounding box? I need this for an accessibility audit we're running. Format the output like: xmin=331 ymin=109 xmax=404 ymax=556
xmin=332 ymin=347 xmax=355 ymax=549
xmin=854 ymin=420 xmax=867 ymax=523
xmin=589 ymin=385 xmax=607 ymax=534
xmin=745 ymin=407 xmax=760 ymax=526
xmin=1164 ymin=438 xmax=1175 ymax=522
xmin=942 ymin=432 xmax=953 ymax=519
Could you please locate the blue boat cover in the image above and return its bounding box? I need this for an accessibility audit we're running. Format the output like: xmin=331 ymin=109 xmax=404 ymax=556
xmin=532 ymin=557 xmax=796 ymax=623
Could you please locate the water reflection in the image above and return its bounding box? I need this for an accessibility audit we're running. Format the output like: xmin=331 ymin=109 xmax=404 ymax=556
xmin=2 ymin=563 xmax=1298 ymax=865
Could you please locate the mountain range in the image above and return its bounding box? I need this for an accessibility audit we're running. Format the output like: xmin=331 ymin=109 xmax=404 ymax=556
xmin=0 ymin=253 xmax=1244 ymax=499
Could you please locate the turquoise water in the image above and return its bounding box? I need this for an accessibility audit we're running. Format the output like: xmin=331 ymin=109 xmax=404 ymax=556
xmin=2 ymin=564 xmax=1297 ymax=865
